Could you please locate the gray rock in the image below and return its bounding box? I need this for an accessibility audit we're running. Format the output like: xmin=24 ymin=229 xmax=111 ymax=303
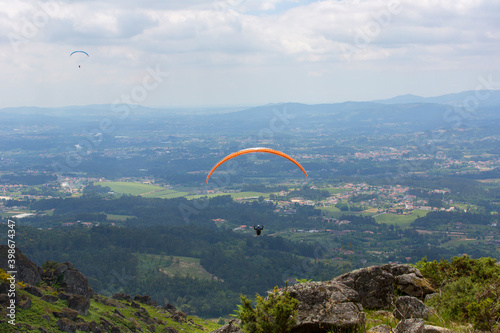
xmin=368 ymin=324 xmax=393 ymax=333
xmin=67 ymin=294 xmax=90 ymax=315
xmin=63 ymin=269 xmax=92 ymax=299
xmin=382 ymin=263 xmax=424 ymax=278
xmin=424 ymin=325 xmax=456 ymax=332
xmin=53 ymin=307 xmax=79 ymax=321
xmin=395 ymin=318 xmax=424 ymax=333
xmin=425 ymin=293 xmax=439 ymax=302
xmin=76 ymin=322 xmax=91 ymax=332
xmin=41 ymin=294 xmax=59 ymax=303
xmin=396 ymin=273 xmax=436 ymax=298
xmin=210 ymin=319 xmax=241 ymax=333
xmin=134 ymin=294 xmax=153 ymax=304
xmin=19 ymin=296 xmax=32 ymax=309
xmin=54 ymin=263 xmax=69 ymax=276
xmin=0 ymin=245 xmax=41 ymax=285
xmin=59 ymin=292 xmax=73 ymax=301
xmin=393 ymin=296 xmax=431 ymax=320
xmin=24 ymin=285 xmax=43 ymax=297
xmin=286 ymin=280 xmax=365 ymax=332
xmin=334 ymin=265 xmax=395 ymax=309
xmin=112 ymin=292 xmax=132 ymax=301
xmin=56 ymin=318 xmax=77 ymax=333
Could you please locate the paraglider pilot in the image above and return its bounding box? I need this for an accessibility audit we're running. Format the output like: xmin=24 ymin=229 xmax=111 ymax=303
xmin=254 ymin=225 xmax=264 ymax=236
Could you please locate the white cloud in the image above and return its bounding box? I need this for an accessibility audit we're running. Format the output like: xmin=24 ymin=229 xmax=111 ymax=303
xmin=1 ymin=0 xmax=499 ymax=107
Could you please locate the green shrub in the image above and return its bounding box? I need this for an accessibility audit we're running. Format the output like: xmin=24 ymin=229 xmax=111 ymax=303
xmin=417 ymin=256 xmax=500 ymax=331
xmin=235 ymin=285 xmax=299 ymax=333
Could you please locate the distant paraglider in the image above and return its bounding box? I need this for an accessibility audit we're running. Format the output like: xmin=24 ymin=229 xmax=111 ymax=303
xmin=70 ymin=50 xmax=89 ymax=68
xmin=206 ymin=147 xmax=308 ymax=184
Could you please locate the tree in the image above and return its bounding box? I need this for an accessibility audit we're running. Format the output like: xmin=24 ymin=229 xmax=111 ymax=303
xmin=236 ymin=285 xmax=299 ymax=333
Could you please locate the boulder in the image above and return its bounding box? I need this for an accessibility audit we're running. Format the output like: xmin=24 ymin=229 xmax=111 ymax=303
xmin=54 ymin=263 xmax=69 ymax=276
xmin=112 ymin=292 xmax=132 ymax=301
xmin=334 ymin=265 xmax=395 ymax=309
xmin=163 ymin=303 xmax=176 ymax=311
xmin=134 ymin=294 xmax=153 ymax=305
xmin=63 ymin=269 xmax=92 ymax=299
xmin=114 ymin=309 xmax=126 ymax=318
xmin=210 ymin=319 xmax=242 ymax=333
xmin=367 ymin=324 xmax=392 ymax=333
xmin=425 ymin=293 xmax=439 ymax=302
xmin=394 ymin=318 xmax=424 ymax=333
xmin=76 ymin=322 xmax=91 ymax=332
xmin=41 ymin=294 xmax=59 ymax=303
xmin=382 ymin=263 xmax=424 ymax=278
xmin=424 ymin=325 xmax=455 ymax=333
xmin=334 ymin=264 xmax=435 ymax=309
xmin=59 ymin=292 xmax=73 ymax=301
xmin=67 ymin=294 xmax=90 ymax=315
xmin=396 ymin=273 xmax=436 ymax=298
xmin=0 ymin=245 xmax=41 ymax=285
xmin=53 ymin=307 xmax=79 ymax=321
xmin=393 ymin=296 xmax=431 ymax=320
xmin=24 ymin=285 xmax=43 ymax=297
xmin=56 ymin=318 xmax=77 ymax=333
xmin=19 ymin=296 xmax=32 ymax=309
xmin=285 ymin=280 xmax=365 ymax=333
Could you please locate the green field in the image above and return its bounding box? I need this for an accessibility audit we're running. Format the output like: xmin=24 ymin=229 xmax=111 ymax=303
xmin=95 ymin=181 xmax=163 ymax=195
xmin=142 ymin=189 xmax=188 ymax=198
xmin=186 ymin=191 xmax=270 ymax=200
xmin=137 ymin=254 xmax=218 ymax=281
xmin=374 ymin=209 xmax=429 ymax=227
xmin=106 ymin=214 xmax=135 ymax=221
xmin=95 ymin=181 xmax=189 ymax=198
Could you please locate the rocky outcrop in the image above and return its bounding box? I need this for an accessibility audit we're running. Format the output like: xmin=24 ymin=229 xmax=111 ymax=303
xmin=396 ymin=273 xmax=436 ymax=298
xmin=24 ymin=284 xmax=43 ymax=297
xmin=286 ymin=280 xmax=365 ymax=333
xmin=67 ymin=294 xmax=90 ymax=315
xmin=0 ymin=245 xmax=41 ymax=285
xmin=112 ymin=292 xmax=132 ymax=301
xmin=393 ymin=296 xmax=431 ymax=320
xmin=62 ymin=269 xmax=92 ymax=299
xmin=57 ymin=317 xmax=77 ymax=333
xmin=53 ymin=307 xmax=79 ymax=321
xmin=334 ymin=265 xmax=395 ymax=309
xmin=368 ymin=324 xmax=392 ymax=333
xmin=334 ymin=264 xmax=435 ymax=309
xmin=134 ymin=294 xmax=153 ymax=305
xmin=394 ymin=318 xmax=425 ymax=333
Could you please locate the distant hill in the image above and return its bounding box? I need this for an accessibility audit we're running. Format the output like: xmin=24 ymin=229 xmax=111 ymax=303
xmin=2 ymin=89 xmax=500 ymax=135
xmin=373 ymin=89 xmax=500 ymax=107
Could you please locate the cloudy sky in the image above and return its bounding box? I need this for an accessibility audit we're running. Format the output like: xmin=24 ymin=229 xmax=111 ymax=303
xmin=1 ymin=0 xmax=499 ymax=108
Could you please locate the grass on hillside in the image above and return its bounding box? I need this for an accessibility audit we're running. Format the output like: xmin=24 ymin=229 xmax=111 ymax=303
xmin=9 ymin=288 xmax=221 ymax=332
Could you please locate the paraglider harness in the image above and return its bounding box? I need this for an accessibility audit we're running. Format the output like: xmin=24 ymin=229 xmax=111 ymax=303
xmin=254 ymin=225 xmax=264 ymax=236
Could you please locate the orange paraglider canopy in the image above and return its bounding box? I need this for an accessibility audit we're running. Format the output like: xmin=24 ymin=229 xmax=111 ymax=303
xmin=206 ymin=147 xmax=308 ymax=183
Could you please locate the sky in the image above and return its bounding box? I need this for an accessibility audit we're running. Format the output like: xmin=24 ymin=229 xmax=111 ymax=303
xmin=1 ymin=0 xmax=500 ymax=108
